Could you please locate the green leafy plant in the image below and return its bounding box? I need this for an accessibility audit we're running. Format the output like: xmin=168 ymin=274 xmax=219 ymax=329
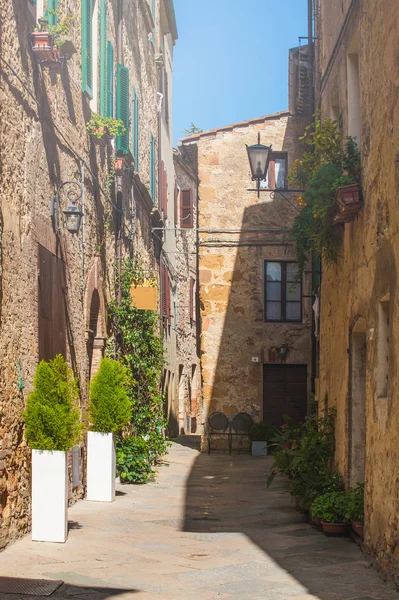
xmin=289 ymin=114 xmax=361 ymax=271
xmin=23 ymin=354 xmax=81 ymax=451
xmin=88 ymin=358 xmax=132 ymax=433
xmin=87 ymin=114 xmax=126 ymax=139
xmin=108 ymin=259 xmax=168 ymax=461
xmin=36 ymin=9 xmax=76 ymax=48
xmin=116 ymin=435 xmax=154 ymax=484
xmin=311 ymin=491 xmax=351 ymax=524
xmin=348 ymin=483 xmax=364 ymax=524
xmin=183 ymin=122 xmax=203 ymax=136
xmin=249 ymin=421 xmax=276 ymax=443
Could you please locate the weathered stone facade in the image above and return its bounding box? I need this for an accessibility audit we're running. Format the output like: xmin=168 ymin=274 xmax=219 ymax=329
xmin=173 ymin=147 xmax=201 ymax=435
xmin=315 ymin=0 xmax=399 ymax=585
xmin=181 ymin=113 xmax=313 ymax=446
xmin=0 ymin=0 xmax=173 ymax=549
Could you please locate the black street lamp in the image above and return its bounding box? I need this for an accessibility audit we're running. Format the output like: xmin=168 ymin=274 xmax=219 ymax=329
xmin=63 ymin=203 xmax=83 ymax=234
xmin=246 ymin=133 xmax=272 ymax=198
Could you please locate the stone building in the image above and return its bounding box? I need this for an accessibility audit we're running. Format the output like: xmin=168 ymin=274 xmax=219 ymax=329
xmin=180 ymin=111 xmax=313 ymax=445
xmin=0 ymin=0 xmax=175 ymax=550
xmin=314 ymin=0 xmax=399 ymax=585
xmin=173 ymin=146 xmax=201 ymax=435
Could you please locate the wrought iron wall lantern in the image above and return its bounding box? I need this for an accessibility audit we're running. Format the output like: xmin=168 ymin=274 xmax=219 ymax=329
xmin=51 ymin=180 xmax=83 ymax=234
xmin=246 ymin=135 xmax=304 ymax=207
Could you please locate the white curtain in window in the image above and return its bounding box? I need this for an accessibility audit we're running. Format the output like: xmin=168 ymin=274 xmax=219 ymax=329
xmin=275 ymin=159 xmax=285 ymax=188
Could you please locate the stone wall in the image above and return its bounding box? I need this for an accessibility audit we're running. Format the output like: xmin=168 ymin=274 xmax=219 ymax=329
xmin=173 ymin=148 xmax=201 ymax=435
xmin=181 ymin=114 xmax=312 ymax=446
xmin=316 ymin=0 xmax=399 ymax=586
xmin=0 ymin=0 xmax=164 ymax=549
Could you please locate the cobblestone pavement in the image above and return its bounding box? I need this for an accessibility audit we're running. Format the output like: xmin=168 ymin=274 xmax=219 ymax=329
xmin=0 ymin=441 xmax=398 ymax=600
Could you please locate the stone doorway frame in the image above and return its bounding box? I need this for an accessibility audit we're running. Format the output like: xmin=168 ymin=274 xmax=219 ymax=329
xmin=84 ymin=258 xmax=107 ymax=381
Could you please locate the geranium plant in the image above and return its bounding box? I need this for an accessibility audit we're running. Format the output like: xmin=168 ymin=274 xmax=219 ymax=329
xmin=35 ymin=10 xmax=76 ymax=49
xmin=87 ymin=114 xmax=126 ymax=140
xmin=290 ymin=114 xmax=361 ymax=270
xmin=311 ymin=491 xmax=351 ymax=524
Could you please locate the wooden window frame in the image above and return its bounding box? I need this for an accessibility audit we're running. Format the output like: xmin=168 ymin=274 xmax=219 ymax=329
xmin=180 ymin=188 xmax=193 ymax=229
xmin=264 ymin=261 xmax=302 ymax=323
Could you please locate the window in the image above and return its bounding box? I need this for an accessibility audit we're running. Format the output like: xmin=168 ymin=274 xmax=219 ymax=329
xmin=260 ymin=152 xmax=287 ymax=190
xmin=161 ymin=263 xmax=171 ymax=322
xmin=149 ymin=132 xmax=156 ymax=202
xmin=99 ymin=0 xmax=108 ymax=116
xmin=180 ymin=188 xmax=193 ymax=228
xmin=265 ymin=262 xmax=302 ymax=322
xmin=131 ymin=87 xmax=139 ymax=168
xmin=82 ymin=0 xmax=93 ymax=97
xmin=376 ymin=297 xmax=390 ymax=398
xmin=116 ymin=64 xmax=129 ymax=153
xmin=174 ymin=182 xmax=179 ymax=226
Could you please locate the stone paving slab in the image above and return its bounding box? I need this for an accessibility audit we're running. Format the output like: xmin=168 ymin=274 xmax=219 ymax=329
xmin=0 ymin=443 xmax=397 ymax=600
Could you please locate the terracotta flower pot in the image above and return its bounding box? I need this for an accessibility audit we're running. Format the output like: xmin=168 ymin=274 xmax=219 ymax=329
xmin=321 ymin=521 xmax=350 ymax=536
xmin=351 ymin=520 xmax=364 ymax=539
xmin=336 ymin=183 xmax=361 ymax=206
xmin=31 ymin=31 xmax=55 ymax=62
xmin=311 ymin=515 xmax=322 ymax=527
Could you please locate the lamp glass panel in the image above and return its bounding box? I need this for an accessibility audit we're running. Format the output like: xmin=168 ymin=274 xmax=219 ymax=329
xmin=248 ymin=145 xmax=271 ymax=180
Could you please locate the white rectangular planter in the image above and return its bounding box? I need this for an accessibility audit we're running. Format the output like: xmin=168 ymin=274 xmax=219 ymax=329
xmin=32 ymin=450 xmax=68 ymax=543
xmin=251 ymin=441 xmax=268 ymax=456
xmin=87 ymin=432 xmax=116 ymax=502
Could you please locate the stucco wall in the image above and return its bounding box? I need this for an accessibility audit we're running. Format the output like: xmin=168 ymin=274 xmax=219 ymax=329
xmin=181 ymin=114 xmax=312 ymax=445
xmin=316 ymin=0 xmax=399 ymax=585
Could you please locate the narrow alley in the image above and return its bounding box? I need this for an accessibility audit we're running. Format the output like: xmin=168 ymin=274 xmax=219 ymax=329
xmin=0 ymin=442 xmax=396 ymax=600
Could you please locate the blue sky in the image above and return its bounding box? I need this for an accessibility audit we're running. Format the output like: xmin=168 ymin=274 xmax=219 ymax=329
xmin=172 ymin=0 xmax=308 ymax=144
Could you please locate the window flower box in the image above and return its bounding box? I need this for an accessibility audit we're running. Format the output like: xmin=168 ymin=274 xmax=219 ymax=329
xmin=31 ymin=32 xmax=63 ymax=70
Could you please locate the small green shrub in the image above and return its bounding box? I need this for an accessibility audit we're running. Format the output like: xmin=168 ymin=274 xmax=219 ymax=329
xmin=87 ymin=114 xmax=126 ymax=139
xmin=311 ymin=491 xmax=351 ymax=524
xmin=88 ymin=358 xmax=131 ymax=433
xmin=249 ymin=421 xmax=275 ymax=442
xmin=23 ymin=354 xmax=81 ymax=451
xmin=348 ymin=483 xmax=364 ymax=524
xmin=116 ymin=435 xmax=154 ymax=484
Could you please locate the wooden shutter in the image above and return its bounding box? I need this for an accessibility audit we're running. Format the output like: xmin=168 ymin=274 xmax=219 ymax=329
xmin=82 ymin=0 xmax=93 ymax=96
xmin=107 ymin=41 xmax=114 ymax=117
xmin=174 ymin=182 xmax=179 ymax=226
xmin=190 ymin=277 xmax=195 ymax=322
xmin=131 ymin=87 xmax=139 ymax=169
xmin=180 ymin=188 xmax=193 ymax=228
xmin=161 ymin=263 xmax=170 ymax=319
xmin=268 ymin=158 xmax=276 ymax=189
xmin=38 ymin=245 xmax=66 ymax=361
xmin=150 ymin=132 xmax=156 ymax=202
xmin=47 ymin=0 xmax=58 ymax=26
xmin=116 ymin=64 xmax=130 ymax=153
xmin=161 ymin=161 xmax=168 ymax=218
xmin=99 ymin=0 xmax=108 ymax=116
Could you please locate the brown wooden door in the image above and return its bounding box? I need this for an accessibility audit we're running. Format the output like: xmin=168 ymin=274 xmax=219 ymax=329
xmin=263 ymin=364 xmax=307 ymax=426
xmin=38 ymin=244 xmax=67 ymax=361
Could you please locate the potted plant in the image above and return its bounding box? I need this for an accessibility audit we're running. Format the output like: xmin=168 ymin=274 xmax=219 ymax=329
xmin=86 ymin=114 xmax=126 ymax=141
xmin=348 ymin=483 xmax=364 ymax=539
xmin=23 ymin=355 xmax=81 ymax=543
xmin=31 ymin=11 xmax=75 ymax=70
xmin=87 ymin=358 xmax=131 ymax=502
xmin=249 ymin=421 xmax=274 ymax=456
xmin=311 ymin=491 xmax=351 ymax=536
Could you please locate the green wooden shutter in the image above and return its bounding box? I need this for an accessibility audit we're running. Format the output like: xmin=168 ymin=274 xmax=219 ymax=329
xmin=47 ymin=0 xmax=58 ymax=26
xmin=116 ymin=64 xmax=130 ymax=153
xmin=150 ymin=0 xmax=155 ymax=16
xmin=82 ymin=0 xmax=93 ymax=96
xmin=150 ymin=132 xmax=156 ymax=203
xmin=107 ymin=42 xmax=114 ymax=118
xmin=99 ymin=0 xmax=108 ymax=116
xmin=131 ymin=88 xmax=139 ymax=170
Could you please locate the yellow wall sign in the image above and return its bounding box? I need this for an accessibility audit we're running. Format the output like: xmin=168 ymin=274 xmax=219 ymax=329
xmin=130 ymin=282 xmax=158 ymax=311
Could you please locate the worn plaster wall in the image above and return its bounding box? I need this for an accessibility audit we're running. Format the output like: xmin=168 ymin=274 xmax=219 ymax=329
xmin=316 ymin=0 xmax=399 ymax=585
xmin=173 ymin=148 xmax=201 ymax=435
xmin=0 ymin=0 xmax=162 ymax=549
xmin=181 ymin=114 xmax=312 ymax=444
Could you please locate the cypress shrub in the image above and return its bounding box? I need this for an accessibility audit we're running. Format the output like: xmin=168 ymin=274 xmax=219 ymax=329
xmin=23 ymin=354 xmax=82 ymax=451
xmin=88 ymin=358 xmax=131 ymax=433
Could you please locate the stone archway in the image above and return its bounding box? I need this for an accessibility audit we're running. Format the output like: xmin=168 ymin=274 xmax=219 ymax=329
xmin=85 ymin=258 xmax=107 ymax=381
xmin=348 ymin=316 xmax=367 ymax=487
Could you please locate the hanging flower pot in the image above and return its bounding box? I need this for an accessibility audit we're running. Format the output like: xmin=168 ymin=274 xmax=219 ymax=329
xmin=336 ymin=183 xmax=361 ymax=206
xmin=31 ymin=31 xmax=55 ymax=61
xmin=114 ymin=158 xmax=124 ymax=173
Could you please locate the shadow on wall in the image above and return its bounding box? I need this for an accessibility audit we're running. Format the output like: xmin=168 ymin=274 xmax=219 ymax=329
xmin=201 ymin=118 xmax=311 ymax=434
xmin=182 ymin=452 xmax=379 ymax=600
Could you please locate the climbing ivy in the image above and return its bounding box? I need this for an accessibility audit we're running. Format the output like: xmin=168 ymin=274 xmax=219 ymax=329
xmin=108 ymin=259 xmax=168 ymax=460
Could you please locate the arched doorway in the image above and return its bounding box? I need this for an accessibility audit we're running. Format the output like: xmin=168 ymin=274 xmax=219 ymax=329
xmin=348 ymin=316 xmax=367 ymax=487
xmin=85 ymin=259 xmax=106 ymax=381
